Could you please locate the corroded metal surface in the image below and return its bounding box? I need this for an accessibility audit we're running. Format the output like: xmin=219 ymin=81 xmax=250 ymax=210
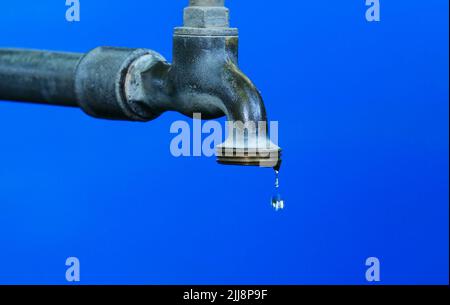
xmin=0 ymin=0 xmax=282 ymax=168
xmin=0 ymin=49 xmax=82 ymax=106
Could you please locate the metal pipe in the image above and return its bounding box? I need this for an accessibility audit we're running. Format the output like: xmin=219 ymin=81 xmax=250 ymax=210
xmin=0 ymin=49 xmax=82 ymax=107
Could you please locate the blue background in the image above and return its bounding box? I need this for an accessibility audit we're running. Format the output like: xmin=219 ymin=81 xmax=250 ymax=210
xmin=0 ymin=0 xmax=448 ymax=285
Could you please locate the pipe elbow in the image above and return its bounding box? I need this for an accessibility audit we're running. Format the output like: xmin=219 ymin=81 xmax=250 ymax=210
xmin=214 ymin=61 xmax=281 ymax=168
xmin=218 ymin=60 xmax=267 ymax=125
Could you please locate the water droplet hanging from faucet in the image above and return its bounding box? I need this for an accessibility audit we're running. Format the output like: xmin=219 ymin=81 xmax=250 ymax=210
xmin=271 ymin=169 xmax=285 ymax=211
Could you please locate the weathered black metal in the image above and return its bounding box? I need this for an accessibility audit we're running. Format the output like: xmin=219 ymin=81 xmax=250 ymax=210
xmin=0 ymin=49 xmax=82 ymax=107
xmin=0 ymin=0 xmax=281 ymax=167
xmin=75 ymin=47 xmax=157 ymax=121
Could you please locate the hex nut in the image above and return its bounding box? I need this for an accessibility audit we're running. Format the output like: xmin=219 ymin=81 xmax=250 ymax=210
xmin=184 ymin=6 xmax=229 ymax=28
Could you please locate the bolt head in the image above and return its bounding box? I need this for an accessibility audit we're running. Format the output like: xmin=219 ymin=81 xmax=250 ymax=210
xmin=184 ymin=6 xmax=229 ymax=28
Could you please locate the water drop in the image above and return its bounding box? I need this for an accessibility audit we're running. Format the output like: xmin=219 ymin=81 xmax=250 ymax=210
xmin=271 ymin=169 xmax=285 ymax=211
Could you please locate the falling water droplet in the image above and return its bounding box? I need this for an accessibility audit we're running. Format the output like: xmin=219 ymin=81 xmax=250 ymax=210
xmin=271 ymin=169 xmax=285 ymax=211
